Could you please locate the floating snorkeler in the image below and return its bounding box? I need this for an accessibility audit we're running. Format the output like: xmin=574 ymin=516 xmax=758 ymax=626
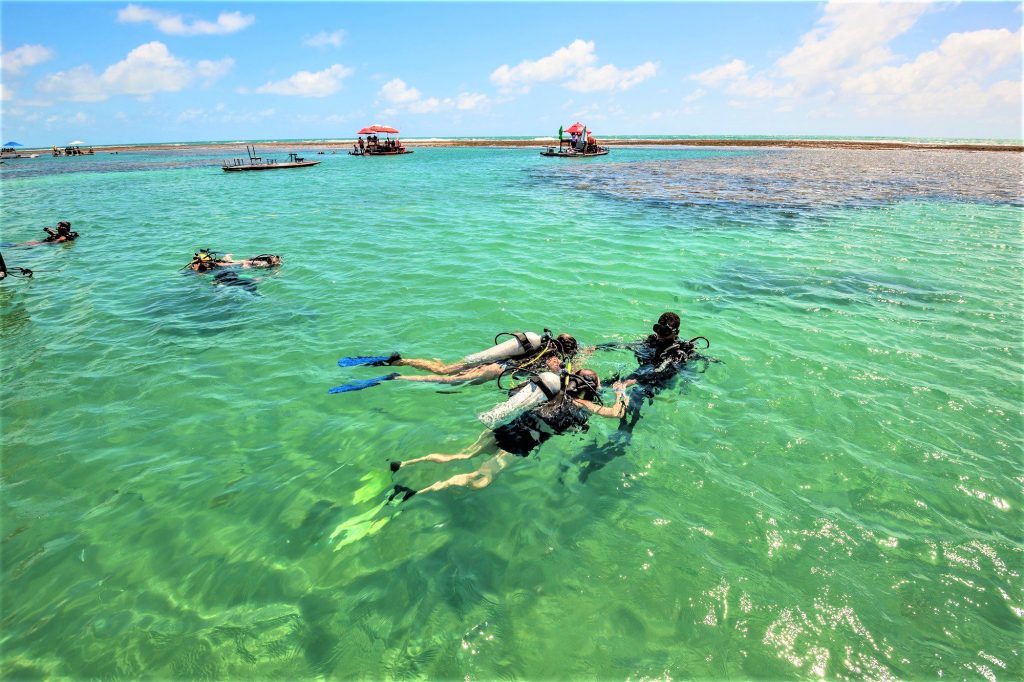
xmin=330 ymin=329 xmax=579 ymax=394
xmin=387 ymin=368 xmax=630 ymax=501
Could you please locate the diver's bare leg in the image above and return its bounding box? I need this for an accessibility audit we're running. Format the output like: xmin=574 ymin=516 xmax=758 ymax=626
xmin=397 ymin=435 xmax=497 ymax=469
xmin=390 ymin=364 xmax=501 ymax=385
xmin=392 ymin=358 xmax=467 ymax=374
xmin=416 ymin=452 xmax=516 ymax=495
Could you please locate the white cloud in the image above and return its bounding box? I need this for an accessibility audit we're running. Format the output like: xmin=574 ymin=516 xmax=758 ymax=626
xmin=566 ymin=61 xmax=658 ymax=92
xmin=491 ymin=39 xmax=597 ymax=92
xmin=686 ymin=1 xmax=1022 ymax=124
xmin=684 ymin=88 xmax=706 ymax=103
xmin=117 ymin=4 xmax=254 ymax=36
xmin=36 ymin=42 xmax=233 ymax=102
xmin=692 ymin=58 xmax=794 ymax=98
xmin=250 ymin=64 xmax=353 ymax=97
xmin=775 ymin=2 xmax=930 ymax=94
xmin=378 ymin=77 xmax=490 ymax=114
xmin=304 ymin=30 xmax=345 ymax=49
xmin=692 ymin=59 xmax=749 ymax=87
xmin=491 ymin=39 xmax=658 ymax=94
xmin=1 ymin=44 xmax=55 ymax=75
xmin=197 ymin=58 xmax=235 ymax=83
xmin=841 ymin=27 xmax=1023 ymax=114
xmin=380 ymin=78 xmax=421 ymax=104
xmin=0 ymin=83 xmax=10 ymax=101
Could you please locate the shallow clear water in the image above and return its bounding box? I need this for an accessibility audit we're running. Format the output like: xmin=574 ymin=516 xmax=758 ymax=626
xmin=1 ymin=146 xmax=1021 ymax=680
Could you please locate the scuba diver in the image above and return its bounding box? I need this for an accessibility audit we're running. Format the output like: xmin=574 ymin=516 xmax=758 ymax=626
xmin=5 ymin=221 xmax=79 ymax=247
xmin=387 ymin=368 xmax=630 ymax=500
xmin=566 ymin=311 xmax=712 ymax=484
xmin=184 ymin=249 xmax=282 ymax=272
xmin=330 ymin=330 xmax=579 ymax=393
xmin=42 ymin=221 xmax=78 ymax=244
xmin=184 ymin=249 xmax=277 ymax=294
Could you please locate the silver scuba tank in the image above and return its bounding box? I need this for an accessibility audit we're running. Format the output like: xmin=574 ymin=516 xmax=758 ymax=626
xmin=478 ymin=371 xmax=561 ymax=428
xmin=462 ymin=331 xmax=543 ymax=366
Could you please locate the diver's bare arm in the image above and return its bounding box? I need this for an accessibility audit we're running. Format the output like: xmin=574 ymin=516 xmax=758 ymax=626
xmin=575 ymin=391 xmax=629 ymax=419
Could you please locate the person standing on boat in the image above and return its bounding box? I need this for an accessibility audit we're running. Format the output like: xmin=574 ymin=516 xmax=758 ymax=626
xmin=358 ymin=137 xmax=365 ymax=153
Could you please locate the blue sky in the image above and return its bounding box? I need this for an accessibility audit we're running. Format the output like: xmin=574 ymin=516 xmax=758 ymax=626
xmin=1 ymin=2 xmax=1020 ymax=145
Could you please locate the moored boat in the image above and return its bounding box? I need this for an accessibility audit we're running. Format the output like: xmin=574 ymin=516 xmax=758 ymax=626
xmin=350 ymin=125 xmax=413 ymax=156
xmin=222 ymin=146 xmax=321 ymax=171
xmin=540 ymin=121 xmax=609 ymax=157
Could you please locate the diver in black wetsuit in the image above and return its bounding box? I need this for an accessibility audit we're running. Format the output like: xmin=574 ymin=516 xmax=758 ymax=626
xmin=388 ymin=369 xmax=630 ymax=500
xmin=568 ymin=312 xmax=711 ymax=484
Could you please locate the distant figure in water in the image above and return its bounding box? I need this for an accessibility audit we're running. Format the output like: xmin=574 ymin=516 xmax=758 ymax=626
xmin=9 ymin=221 xmax=79 ymax=247
xmin=185 ymin=250 xmax=281 ymax=272
xmin=387 ymin=369 xmax=630 ymax=501
xmin=185 ymin=249 xmax=274 ymax=294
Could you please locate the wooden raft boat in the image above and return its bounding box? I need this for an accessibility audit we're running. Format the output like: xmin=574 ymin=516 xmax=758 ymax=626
xmin=222 ymin=147 xmax=320 ymax=172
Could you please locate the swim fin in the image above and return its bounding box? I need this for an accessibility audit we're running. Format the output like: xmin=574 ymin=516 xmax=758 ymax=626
xmin=337 ymin=353 xmax=400 ymax=368
xmin=328 ymin=372 xmax=400 ymax=394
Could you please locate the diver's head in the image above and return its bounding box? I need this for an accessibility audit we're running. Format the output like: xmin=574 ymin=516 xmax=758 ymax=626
xmin=554 ymin=333 xmax=578 ymax=359
xmin=653 ymin=312 xmax=680 ymax=340
xmin=56 ymin=221 xmax=72 ymax=235
xmin=191 ymin=250 xmax=217 ymax=272
xmin=566 ymin=369 xmax=600 ymax=401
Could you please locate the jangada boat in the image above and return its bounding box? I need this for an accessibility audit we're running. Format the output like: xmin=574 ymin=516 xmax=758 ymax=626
xmin=222 ymin=146 xmax=320 ymax=171
xmin=540 ymin=121 xmax=609 ymax=157
xmin=540 ymin=146 xmax=609 ymax=158
xmin=350 ymin=125 xmax=413 ymax=156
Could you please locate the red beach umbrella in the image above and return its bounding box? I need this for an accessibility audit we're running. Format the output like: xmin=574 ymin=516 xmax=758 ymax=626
xmin=356 ymin=127 xmax=376 ymax=135
xmin=565 ymin=122 xmax=585 ymax=134
xmin=371 ymin=125 xmax=399 ymax=134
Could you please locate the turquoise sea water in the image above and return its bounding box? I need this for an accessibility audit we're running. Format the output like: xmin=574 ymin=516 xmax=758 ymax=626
xmin=1 ymin=146 xmax=1021 ymax=680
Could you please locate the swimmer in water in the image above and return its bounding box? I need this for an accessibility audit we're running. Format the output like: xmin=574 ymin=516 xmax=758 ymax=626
xmin=8 ymin=221 xmax=79 ymax=247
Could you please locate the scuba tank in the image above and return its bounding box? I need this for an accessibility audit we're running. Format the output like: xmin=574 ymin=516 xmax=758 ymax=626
xmin=478 ymin=371 xmax=560 ymax=428
xmin=462 ymin=331 xmax=545 ymax=366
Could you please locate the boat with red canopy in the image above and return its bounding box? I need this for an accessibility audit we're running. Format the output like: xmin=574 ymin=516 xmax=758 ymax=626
xmin=351 ymin=125 xmax=413 ymax=156
xmin=541 ymin=122 xmax=609 ymax=157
